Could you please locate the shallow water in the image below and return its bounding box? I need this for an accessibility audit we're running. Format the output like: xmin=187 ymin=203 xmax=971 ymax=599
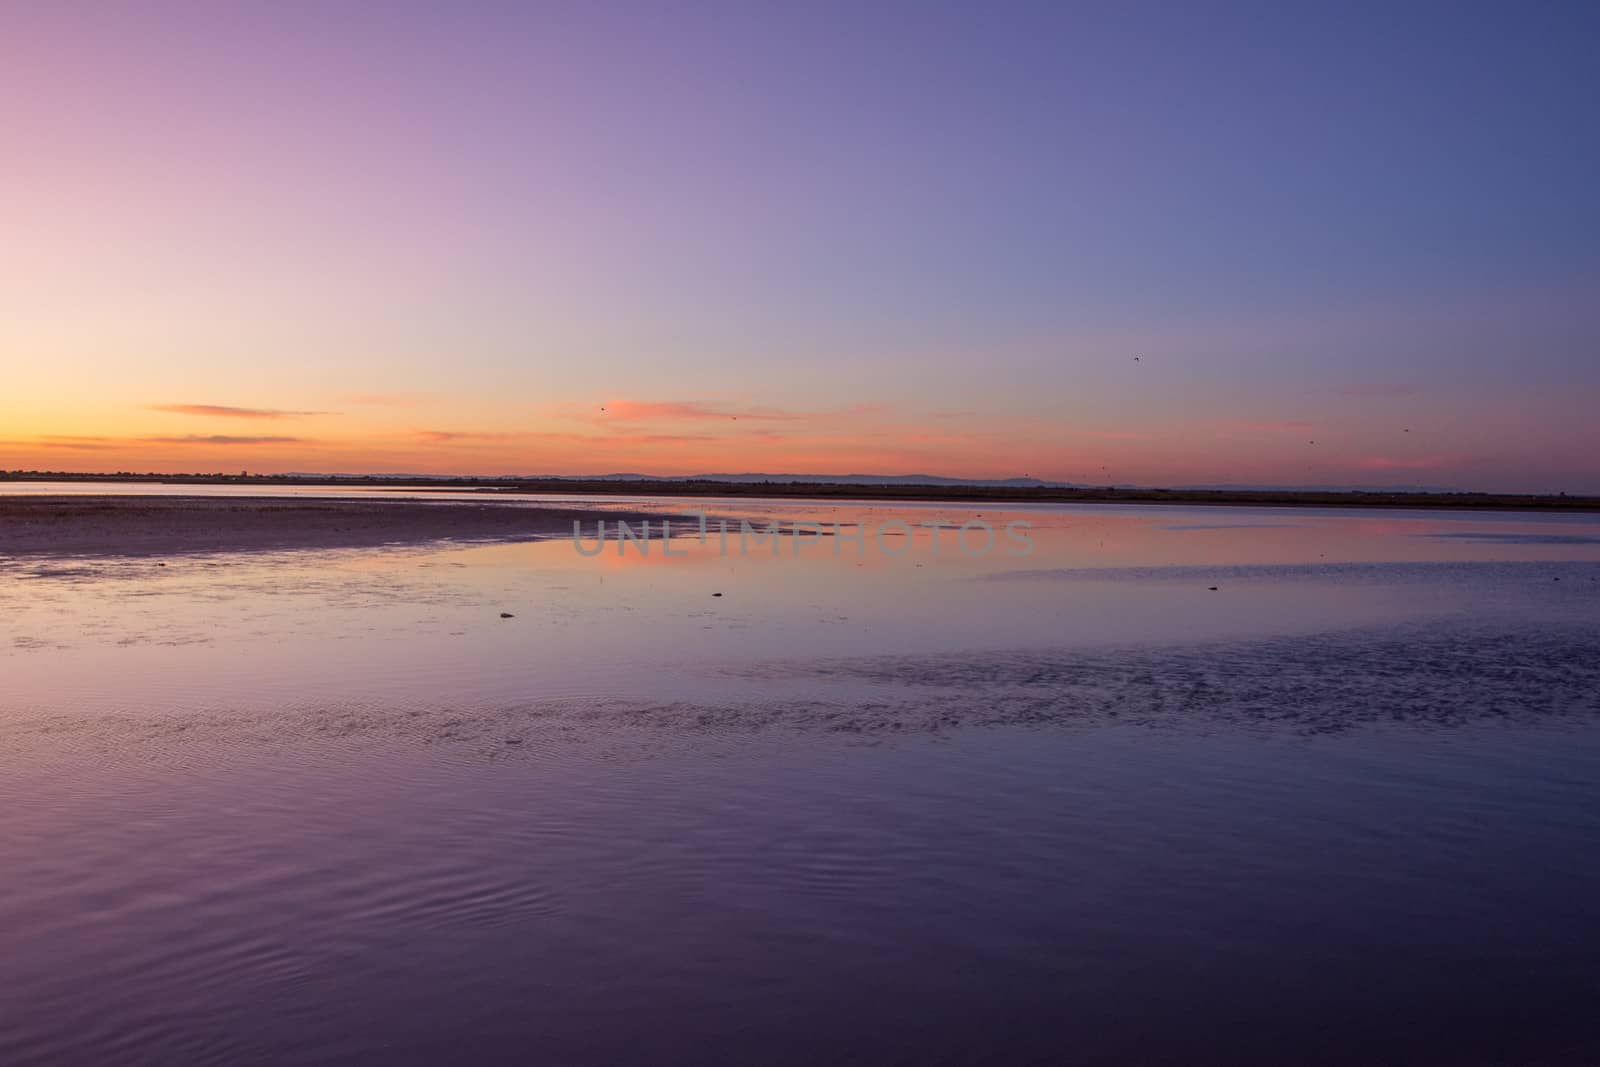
xmin=3 ymin=492 xmax=1600 ymax=1065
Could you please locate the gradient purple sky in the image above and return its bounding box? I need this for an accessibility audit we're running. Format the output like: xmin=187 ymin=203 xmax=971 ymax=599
xmin=3 ymin=2 xmax=1597 ymax=490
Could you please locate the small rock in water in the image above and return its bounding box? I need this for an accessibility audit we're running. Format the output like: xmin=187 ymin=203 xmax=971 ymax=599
xmin=500 ymin=612 xmax=515 ymax=618
xmin=712 ymin=592 xmax=723 ymax=597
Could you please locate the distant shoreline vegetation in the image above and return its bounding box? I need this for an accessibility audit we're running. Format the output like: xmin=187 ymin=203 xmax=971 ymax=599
xmin=3 ymin=471 xmax=1598 ymax=512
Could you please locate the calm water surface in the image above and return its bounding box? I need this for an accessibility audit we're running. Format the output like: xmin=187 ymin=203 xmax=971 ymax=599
xmin=3 ymin=488 xmax=1600 ymax=1065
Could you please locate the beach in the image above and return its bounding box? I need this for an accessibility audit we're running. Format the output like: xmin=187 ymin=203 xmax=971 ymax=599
xmin=0 ymin=495 xmax=664 ymax=558
xmin=5 ymin=492 xmax=1600 ymax=1065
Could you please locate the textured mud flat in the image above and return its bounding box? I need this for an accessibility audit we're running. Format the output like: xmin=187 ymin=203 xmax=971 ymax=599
xmin=714 ymin=619 xmax=1600 ymax=735
xmin=8 ymin=620 xmax=1599 ymax=760
xmin=0 ymin=495 xmax=662 ymax=557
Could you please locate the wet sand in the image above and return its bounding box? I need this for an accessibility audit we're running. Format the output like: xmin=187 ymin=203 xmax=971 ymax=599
xmin=6 ymin=502 xmax=1600 ymax=1065
xmin=0 ymin=495 xmax=658 ymax=557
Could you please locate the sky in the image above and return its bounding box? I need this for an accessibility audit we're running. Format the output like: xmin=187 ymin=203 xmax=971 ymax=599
xmin=2 ymin=1 xmax=1597 ymax=491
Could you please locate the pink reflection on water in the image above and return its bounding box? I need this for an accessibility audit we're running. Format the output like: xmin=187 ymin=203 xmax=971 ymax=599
xmin=4 ymin=498 xmax=1598 ymax=725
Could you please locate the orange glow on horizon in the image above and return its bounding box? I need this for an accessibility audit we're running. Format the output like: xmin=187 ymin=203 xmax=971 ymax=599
xmin=0 ymin=395 xmax=1512 ymax=490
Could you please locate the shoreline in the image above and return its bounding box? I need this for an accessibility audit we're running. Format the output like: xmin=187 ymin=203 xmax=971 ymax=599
xmin=4 ymin=475 xmax=1598 ymax=512
xmin=0 ymin=496 xmax=664 ymax=558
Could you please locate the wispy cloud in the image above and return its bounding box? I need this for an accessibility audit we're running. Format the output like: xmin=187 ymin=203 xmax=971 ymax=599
xmin=138 ymin=435 xmax=307 ymax=445
xmin=147 ymin=404 xmax=333 ymax=419
xmin=339 ymin=392 xmax=432 ymax=408
xmin=634 ymin=433 xmax=719 ymax=444
xmin=414 ymin=430 xmax=527 ymax=443
xmin=573 ymin=399 xmax=887 ymax=424
xmin=30 ymin=435 xmax=117 ymax=450
xmin=598 ymin=400 xmax=806 ymax=422
xmin=413 ymin=428 xmax=720 ymax=446
xmin=3 ymin=433 xmax=306 ymax=451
